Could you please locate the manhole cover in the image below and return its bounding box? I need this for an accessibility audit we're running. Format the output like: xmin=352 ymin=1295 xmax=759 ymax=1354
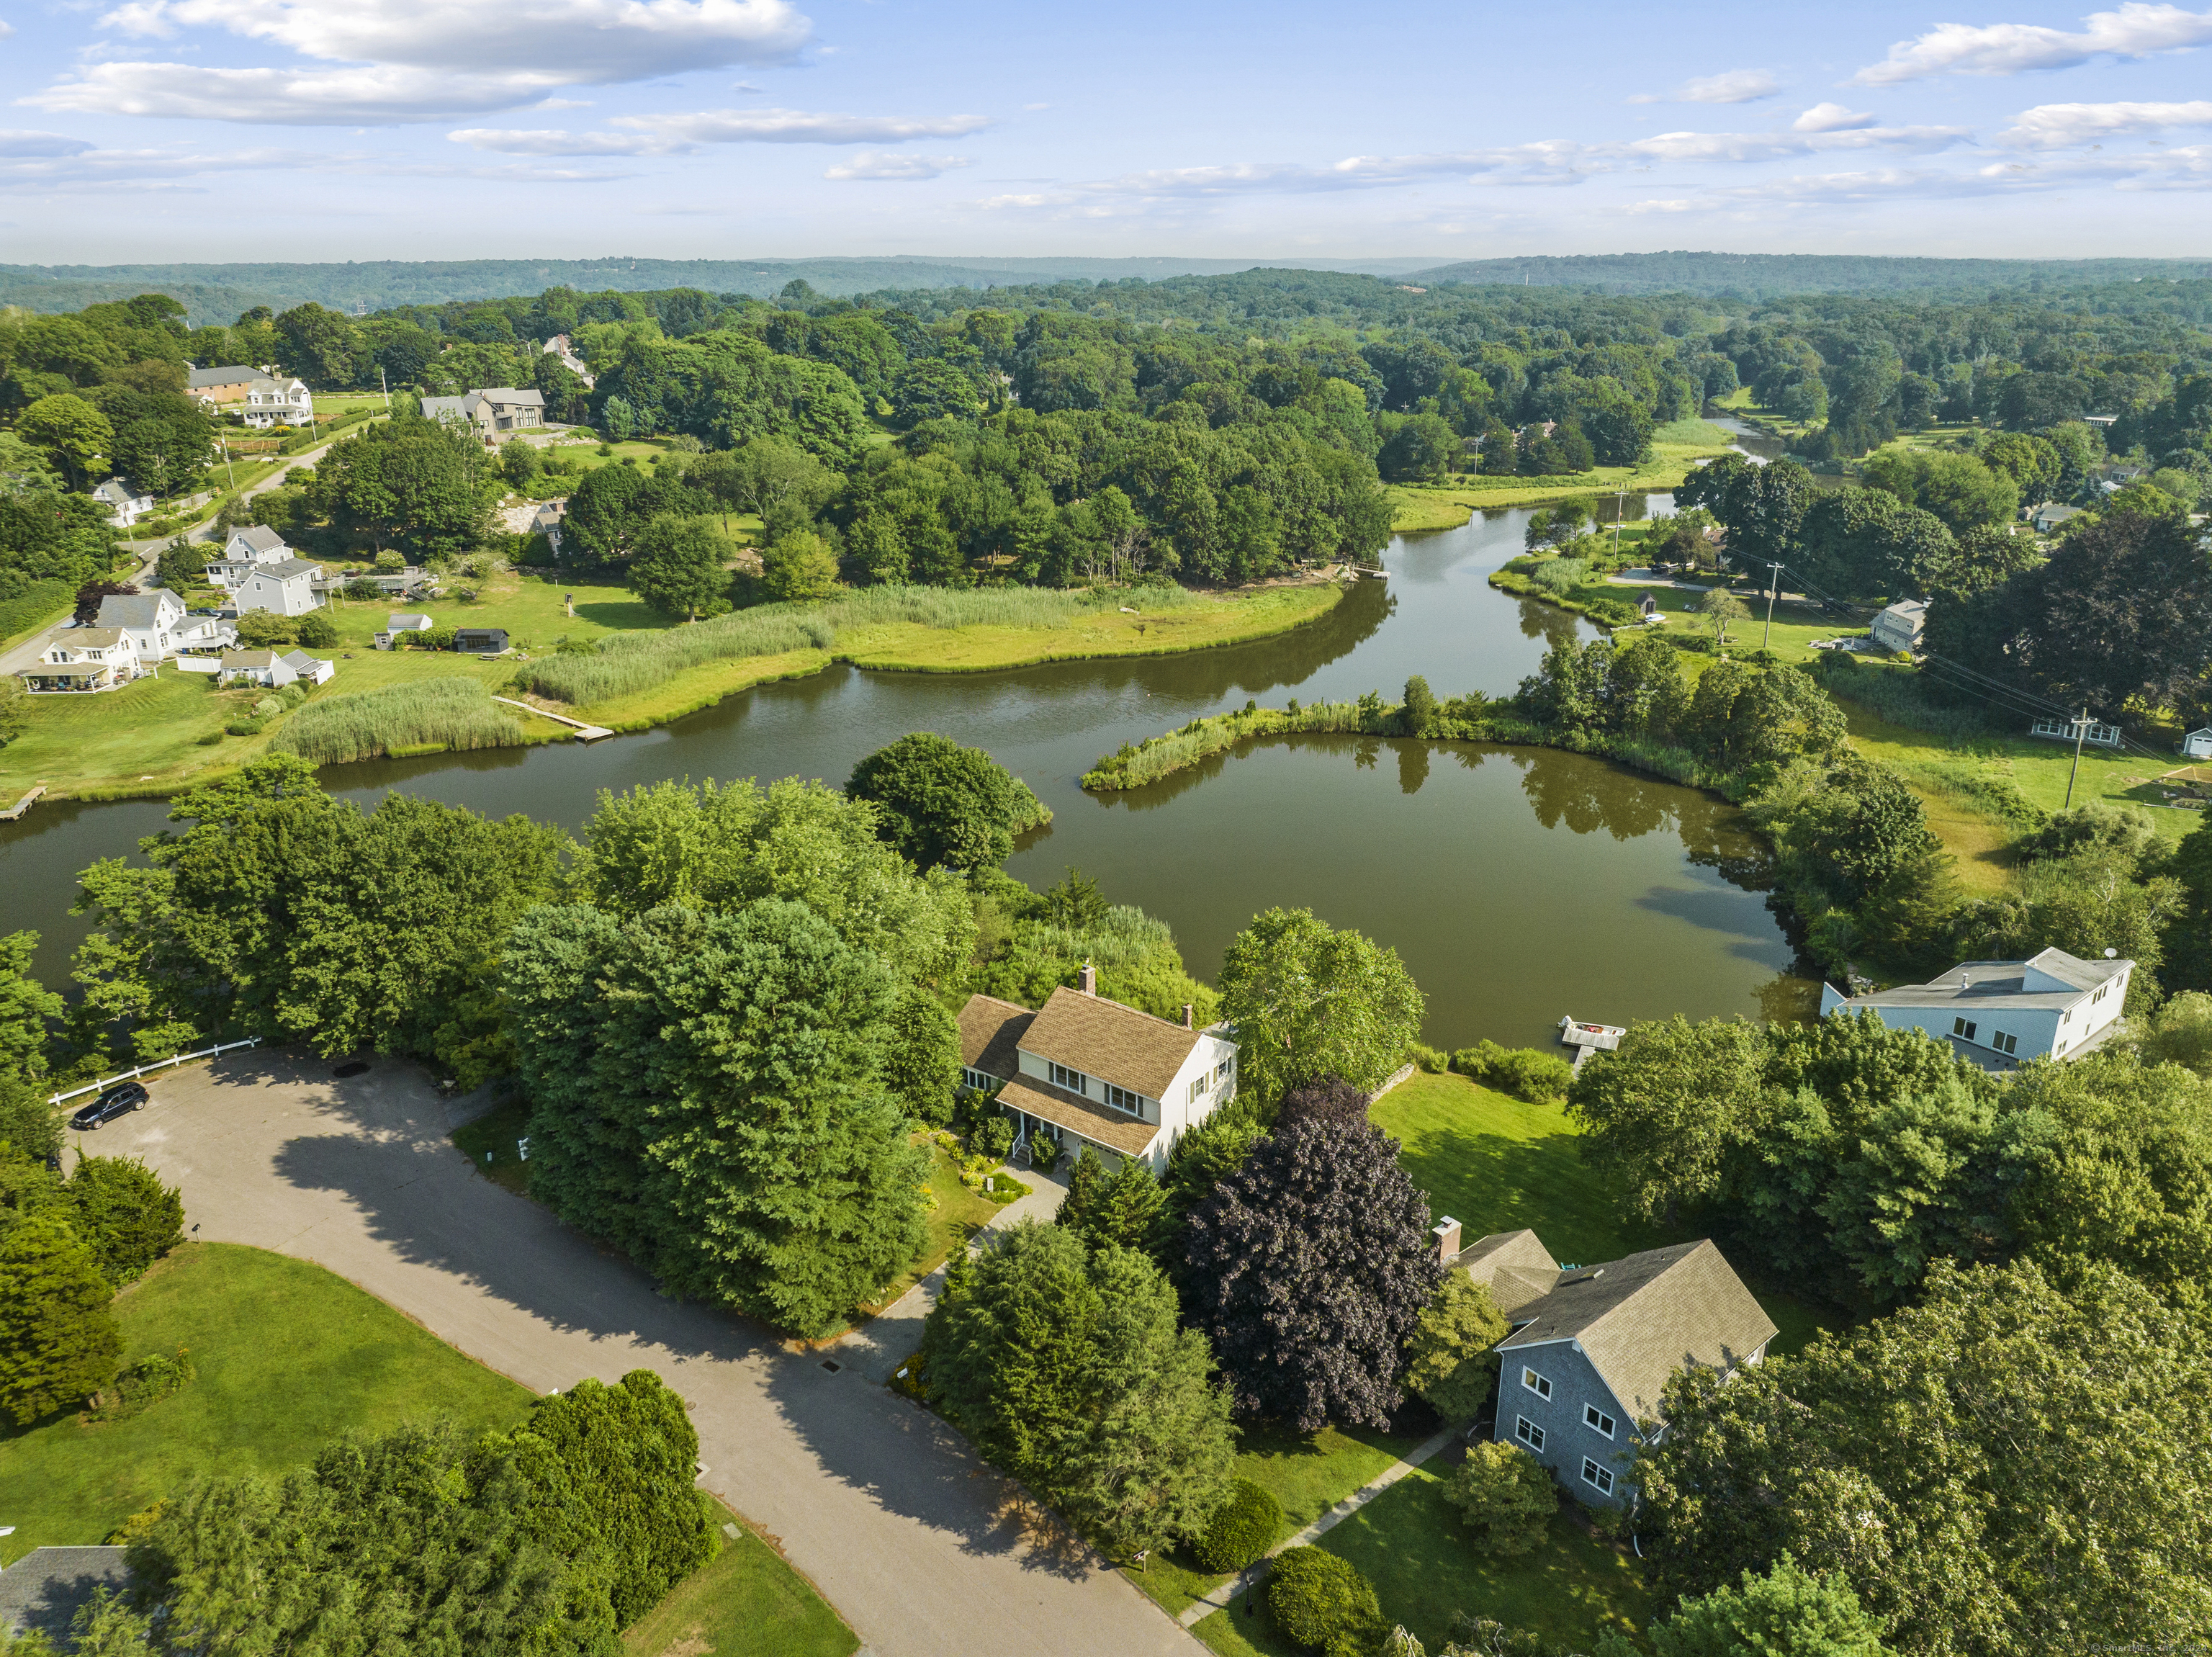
xmin=819 ymin=1360 xmax=842 ymax=1374
xmin=333 ymin=1061 xmax=369 ymax=1078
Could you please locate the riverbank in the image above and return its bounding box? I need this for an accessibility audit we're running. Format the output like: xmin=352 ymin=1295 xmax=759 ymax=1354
xmin=0 ymin=579 xmax=1348 ymax=802
xmin=1385 ymin=418 xmax=1739 ymax=530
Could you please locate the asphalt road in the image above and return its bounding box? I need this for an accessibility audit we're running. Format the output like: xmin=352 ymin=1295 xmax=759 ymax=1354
xmin=93 ymin=1051 xmax=1198 ymax=1657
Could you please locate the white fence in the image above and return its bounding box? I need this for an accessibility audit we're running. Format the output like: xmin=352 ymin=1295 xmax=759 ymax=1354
xmin=48 ymin=1036 xmax=262 ymax=1106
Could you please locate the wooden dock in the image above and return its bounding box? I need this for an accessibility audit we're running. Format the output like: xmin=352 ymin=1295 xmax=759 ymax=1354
xmin=1557 ymin=1016 xmax=1625 ymax=1071
xmin=1 ymin=783 xmax=46 ymax=822
xmin=492 ymin=696 xmax=612 ymax=742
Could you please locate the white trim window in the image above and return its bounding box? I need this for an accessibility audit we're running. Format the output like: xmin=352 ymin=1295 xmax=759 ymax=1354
xmin=1048 ymin=1062 xmax=1090 ymax=1096
xmin=1102 ymin=1082 xmax=1143 ymax=1116
xmin=1992 ymin=1030 xmax=2018 ymax=1056
xmin=960 ymin=1067 xmax=997 ymax=1093
xmin=1581 ymin=1458 xmax=1614 ymax=1496
xmin=1583 ymin=1404 xmax=1616 ymax=1439
xmin=1952 ymin=1017 xmax=1978 ymax=1041
xmin=1188 ymin=1070 xmax=1211 ymax=1105
xmin=1520 ymin=1365 xmax=1552 ymax=1401
xmin=1514 ymin=1416 xmax=1545 ymax=1452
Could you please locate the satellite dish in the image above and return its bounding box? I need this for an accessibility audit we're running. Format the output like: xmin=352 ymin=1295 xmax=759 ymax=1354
xmin=2105 ymin=948 xmax=2118 ymax=958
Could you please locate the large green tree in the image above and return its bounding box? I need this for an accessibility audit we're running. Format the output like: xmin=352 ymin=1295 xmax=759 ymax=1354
xmin=1599 ymin=1554 xmax=1894 ymax=1657
xmin=626 ymin=513 xmax=730 ymax=621
xmin=505 ymin=899 xmax=928 ymax=1335
xmin=0 ymin=1209 xmax=122 ymax=1424
xmin=1217 ymin=908 xmax=1424 ymax=1106
xmin=925 ymin=1221 xmax=1233 ymax=1558
xmin=845 ymin=732 xmax=1033 ymax=873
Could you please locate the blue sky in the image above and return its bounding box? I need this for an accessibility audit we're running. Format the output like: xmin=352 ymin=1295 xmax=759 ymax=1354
xmin=3 ymin=0 xmax=2212 ymax=263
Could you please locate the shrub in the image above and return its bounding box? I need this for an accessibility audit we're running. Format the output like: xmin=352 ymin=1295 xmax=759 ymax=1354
xmin=1451 ymin=1041 xmax=1573 ymax=1102
xmin=1409 ymin=1043 xmax=1449 ymax=1074
xmin=224 ymin=719 xmax=264 ymax=737
xmin=974 ymin=1116 xmax=1015 ymax=1162
xmin=197 ymin=730 xmax=224 ymax=745
xmin=1194 ymin=1477 xmax=1282 ymax=1572
xmin=1029 ymin=1133 xmax=1062 ymax=1175
xmin=270 ymin=678 xmax=525 ymax=764
xmin=251 ymin=696 xmax=282 ymax=720
xmin=1269 ymin=1546 xmax=1383 ymax=1656
xmin=87 ymin=1346 xmax=194 ymax=1422
xmin=295 ymin=611 xmax=339 ymax=650
xmin=1447 ymin=1442 xmax=1557 ymax=1555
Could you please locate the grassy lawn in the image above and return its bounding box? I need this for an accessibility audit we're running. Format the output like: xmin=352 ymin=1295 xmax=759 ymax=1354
xmin=1598 ymin=581 xmax=1860 ymax=666
xmin=1388 ymin=420 xmax=1740 ymax=529
xmin=320 ymin=567 xmax=665 ymax=650
xmin=624 ymin=1500 xmax=858 ymax=1657
xmin=0 ymin=577 xmax=76 ymax=654
xmin=1374 ymin=1071 xmax=1836 ymax=1357
xmin=0 ymin=1243 xmax=534 ymax=1563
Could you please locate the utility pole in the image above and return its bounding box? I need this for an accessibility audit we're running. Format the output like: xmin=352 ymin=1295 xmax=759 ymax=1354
xmin=379 ymin=365 xmax=391 ymax=415
xmin=2064 ymin=707 xmax=2090 ymax=809
xmin=1762 ymin=561 xmax=1783 ymax=648
xmin=1612 ymin=488 xmax=1627 ymax=561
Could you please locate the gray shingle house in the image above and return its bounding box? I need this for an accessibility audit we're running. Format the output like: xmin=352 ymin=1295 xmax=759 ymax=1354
xmin=1444 ymin=1227 xmax=1776 ymax=1506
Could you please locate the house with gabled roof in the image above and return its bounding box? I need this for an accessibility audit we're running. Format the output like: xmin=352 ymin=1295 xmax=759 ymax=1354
xmin=956 ymin=967 xmax=1236 ymax=1171
xmin=91 ymin=478 xmax=153 ymax=527
xmin=208 ymin=525 xmax=294 ymax=589
xmin=235 ymin=557 xmax=325 ymax=619
xmin=1439 ymin=1225 xmax=1776 ymax=1506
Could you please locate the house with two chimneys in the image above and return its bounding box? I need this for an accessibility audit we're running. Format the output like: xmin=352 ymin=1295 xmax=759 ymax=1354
xmin=1439 ymin=1223 xmax=1776 ymax=1506
xmin=956 ymin=969 xmax=1237 ymax=1172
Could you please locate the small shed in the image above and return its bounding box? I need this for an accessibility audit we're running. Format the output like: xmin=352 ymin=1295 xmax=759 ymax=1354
xmin=1637 ymin=592 xmax=1660 ymax=620
xmin=282 ymin=650 xmax=335 ymax=686
xmin=2182 ymin=728 xmax=2212 ymax=760
xmin=454 ymin=627 xmax=509 ymax=655
xmin=387 ymin=613 xmax=433 ymax=633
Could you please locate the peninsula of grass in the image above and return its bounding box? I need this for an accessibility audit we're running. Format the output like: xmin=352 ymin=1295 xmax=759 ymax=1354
xmin=0 ymin=1242 xmax=534 ymax=1561
xmin=1387 ymin=418 xmax=1739 ymax=529
xmin=624 ymin=1500 xmax=858 ymax=1657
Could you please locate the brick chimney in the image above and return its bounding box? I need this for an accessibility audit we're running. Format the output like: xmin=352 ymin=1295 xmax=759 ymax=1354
xmin=1432 ymin=1216 xmax=1462 ymax=1265
xmin=1182 ymin=1003 xmax=1193 ymax=1029
xmin=1079 ymin=962 xmax=1097 ymax=996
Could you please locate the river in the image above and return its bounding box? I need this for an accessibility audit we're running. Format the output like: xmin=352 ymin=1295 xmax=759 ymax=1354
xmin=0 ymin=482 xmax=1815 ymax=1051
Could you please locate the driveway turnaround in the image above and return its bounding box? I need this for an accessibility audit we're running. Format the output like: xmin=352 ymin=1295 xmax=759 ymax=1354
xmin=97 ymin=1051 xmax=1199 ymax=1657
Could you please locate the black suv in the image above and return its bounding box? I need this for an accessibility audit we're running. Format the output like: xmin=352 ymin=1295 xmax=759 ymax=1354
xmin=71 ymin=1081 xmax=148 ymax=1130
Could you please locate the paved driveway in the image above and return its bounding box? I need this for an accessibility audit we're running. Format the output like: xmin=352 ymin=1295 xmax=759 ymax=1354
xmin=94 ymin=1051 xmax=1197 ymax=1657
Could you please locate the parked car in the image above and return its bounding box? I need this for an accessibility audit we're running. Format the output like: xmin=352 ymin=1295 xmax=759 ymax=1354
xmin=71 ymin=1080 xmax=148 ymax=1129
xmin=189 ymin=606 xmax=223 ymax=617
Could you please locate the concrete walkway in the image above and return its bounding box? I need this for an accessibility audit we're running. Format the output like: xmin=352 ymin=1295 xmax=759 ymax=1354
xmin=96 ymin=1053 xmax=1198 ymax=1657
xmin=1174 ymin=1425 xmax=1460 ymax=1628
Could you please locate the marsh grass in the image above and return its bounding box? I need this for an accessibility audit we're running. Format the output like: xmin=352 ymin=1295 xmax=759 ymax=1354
xmin=513 ymin=585 xmax=1197 ymax=705
xmin=271 ymin=678 xmax=525 ymax=763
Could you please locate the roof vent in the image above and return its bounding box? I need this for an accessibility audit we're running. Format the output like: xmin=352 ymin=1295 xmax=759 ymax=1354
xmin=1561 ymin=1267 xmax=1605 ymax=1285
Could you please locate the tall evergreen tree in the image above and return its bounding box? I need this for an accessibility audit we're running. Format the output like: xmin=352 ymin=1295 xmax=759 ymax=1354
xmin=0 ymin=1210 xmax=122 ymax=1424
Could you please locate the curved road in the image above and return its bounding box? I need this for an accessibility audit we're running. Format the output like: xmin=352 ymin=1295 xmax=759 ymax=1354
xmin=94 ymin=1050 xmax=1200 ymax=1657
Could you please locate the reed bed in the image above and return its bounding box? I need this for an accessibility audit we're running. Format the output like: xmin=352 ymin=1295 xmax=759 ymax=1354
xmin=271 ymin=678 xmax=525 ymax=764
xmin=513 ymin=585 xmax=1186 ymax=706
xmin=1084 ymin=701 xmax=1367 ymax=790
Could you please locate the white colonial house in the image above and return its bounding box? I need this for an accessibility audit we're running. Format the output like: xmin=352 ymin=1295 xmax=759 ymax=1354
xmin=234 ymin=557 xmax=325 ymax=618
xmin=21 ymin=629 xmax=145 ymax=692
xmin=957 ymin=967 xmax=1237 ymax=1172
xmin=239 ymin=376 xmax=313 ymax=428
xmin=1820 ymin=946 xmax=2131 ymax=1070
xmin=94 ymin=590 xmax=233 ymax=662
xmin=207 ymin=526 xmax=295 ymax=589
xmin=91 ymin=480 xmax=153 ymax=529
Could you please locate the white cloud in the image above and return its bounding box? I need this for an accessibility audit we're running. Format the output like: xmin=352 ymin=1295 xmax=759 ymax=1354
xmin=0 ymin=131 xmax=95 ymax=158
xmin=1626 ymin=125 xmax=1966 ymax=162
xmin=0 ymin=140 xmax=627 ymax=192
xmin=0 ymin=19 xmax=14 ymax=37
xmin=1794 ymin=102 xmax=1876 ymax=133
xmin=1854 ymin=3 xmax=2212 ymax=84
xmin=1679 ymin=68 xmax=1782 ymax=103
xmin=2002 ymin=99 xmax=2212 ymax=145
xmin=450 ymin=107 xmax=989 ymax=155
xmin=34 ymin=0 xmax=811 ymax=122
xmin=824 ymin=152 xmax=974 ymax=180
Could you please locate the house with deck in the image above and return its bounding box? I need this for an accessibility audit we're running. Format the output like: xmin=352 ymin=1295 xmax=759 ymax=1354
xmin=19 ymin=629 xmax=147 ymax=692
xmin=956 ymin=969 xmax=1237 ymax=1172
xmin=95 ymin=590 xmax=233 ymax=662
xmin=239 ymin=375 xmax=314 ymax=428
xmin=1439 ymin=1223 xmax=1775 ymax=1506
xmin=1820 ymin=946 xmax=2131 ymax=1069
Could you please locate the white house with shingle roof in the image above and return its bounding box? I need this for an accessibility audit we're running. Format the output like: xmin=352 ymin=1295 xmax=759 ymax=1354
xmin=235 ymin=557 xmax=325 ymax=618
xmin=1820 ymin=946 xmax=2131 ymax=1070
xmin=208 ymin=525 xmax=294 ymax=589
xmin=956 ymin=969 xmax=1237 ymax=1170
xmin=1438 ymin=1225 xmax=1775 ymax=1506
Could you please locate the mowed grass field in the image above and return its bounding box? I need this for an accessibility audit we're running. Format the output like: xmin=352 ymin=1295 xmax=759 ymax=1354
xmin=623 ymin=1501 xmax=857 ymax=1657
xmin=0 ymin=1244 xmax=534 ymax=1560
xmin=1389 ymin=418 xmax=1740 ymax=529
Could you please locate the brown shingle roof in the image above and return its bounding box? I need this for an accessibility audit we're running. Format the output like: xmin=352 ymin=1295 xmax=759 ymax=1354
xmin=1495 ymin=1239 xmax=1778 ymax=1423
xmin=1020 ymin=985 xmax=1201 ymax=1102
xmin=997 ymin=1075 xmax=1160 ymax=1159
xmin=957 ymin=994 xmax=1033 ymax=1081
xmin=1452 ymin=1229 xmax=1561 ymax=1318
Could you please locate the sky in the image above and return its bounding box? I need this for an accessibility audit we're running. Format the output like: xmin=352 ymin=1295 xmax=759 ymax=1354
xmin=3 ymin=0 xmax=2212 ymax=264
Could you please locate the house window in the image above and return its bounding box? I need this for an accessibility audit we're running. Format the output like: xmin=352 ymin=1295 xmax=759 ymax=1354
xmin=1514 ymin=1416 xmax=1545 ymax=1452
xmin=1102 ymin=1083 xmax=1143 ymax=1116
xmin=1189 ymin=1071 xmax=1211 ymax=1104
xmin=1048 ymin=1062 xmax=1089 ymax=1096
xmin=960 ymin=1067 xmax=996 ymax=1093
xmin=1992 ymin=1030 xmax=2018 ymax=1056
xmin=1521 ymin=1366 xmax=1551 ymax=1401
xmin=1215 ymin=1056 xmax=1234 ymax=1083
xmin=1581 ymin=1458 xmax=1614 ymax=1496
xmin=1952 ymin=1018 xmax=1977 ymax=1042
xmin=1583 ymin=1404 xmax=1615 ymax=1439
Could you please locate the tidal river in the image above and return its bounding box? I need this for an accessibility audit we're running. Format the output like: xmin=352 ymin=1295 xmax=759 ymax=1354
xmin=0 ymin=500 xmax=1814 ymax=1050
